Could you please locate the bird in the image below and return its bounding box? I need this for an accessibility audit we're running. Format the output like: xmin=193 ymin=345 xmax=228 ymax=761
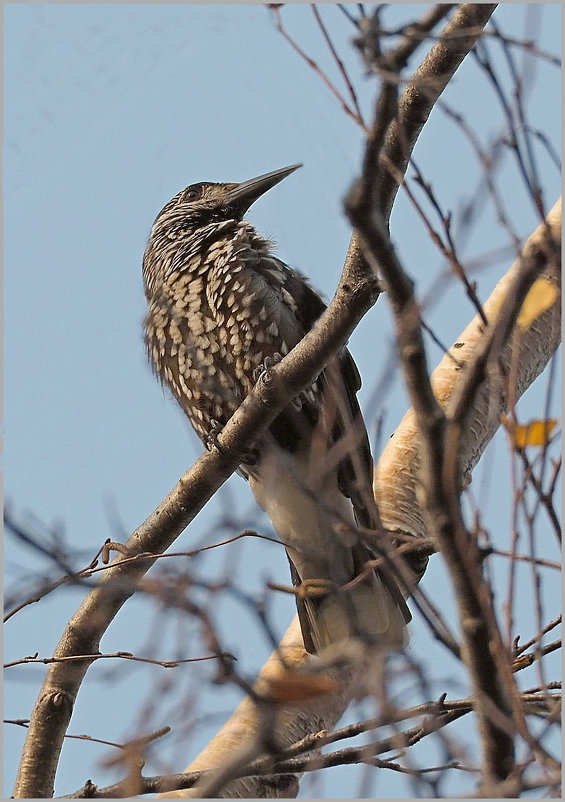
xmin=142 ymin=164 xmax=410 ymax=655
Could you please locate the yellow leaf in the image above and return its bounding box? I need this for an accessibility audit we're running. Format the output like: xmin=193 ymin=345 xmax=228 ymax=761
xmin=517 ymin=278 xmax=558 ymax=332
xmin=502 ymin=416 xmax=558 ymax=448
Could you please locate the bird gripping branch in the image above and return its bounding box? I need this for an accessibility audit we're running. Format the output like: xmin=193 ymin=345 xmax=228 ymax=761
xmin=143 ymin=164 xmax=409 ymax=654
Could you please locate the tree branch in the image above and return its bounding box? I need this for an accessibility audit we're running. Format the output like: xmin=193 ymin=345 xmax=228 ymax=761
xmin=375 ymin=198 xmax=561 ymax=544
xmin=343 ymin=4 xmax=497 ymax=280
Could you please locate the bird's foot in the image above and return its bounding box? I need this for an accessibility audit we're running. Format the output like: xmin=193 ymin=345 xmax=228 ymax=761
xmin=207 ymin=419 xmax=258 ymax=465
xmin=253 ymin=352 xmax=282 ymax=385
xmin=297 ymin=578 xmax=336 ymax=600
xmin=205 ymin=419 xmax=224 ymax=453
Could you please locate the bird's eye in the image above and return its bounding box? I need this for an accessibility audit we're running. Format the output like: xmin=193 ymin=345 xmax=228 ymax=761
xmin=185 ymin=187 xmax=201 ymax=201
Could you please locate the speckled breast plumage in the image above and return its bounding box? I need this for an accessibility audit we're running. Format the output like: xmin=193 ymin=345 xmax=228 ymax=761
xmin=142 ymin=166 xmax=411 ymax=654
xmin=144 ymin=220 xmax=310 ymax=445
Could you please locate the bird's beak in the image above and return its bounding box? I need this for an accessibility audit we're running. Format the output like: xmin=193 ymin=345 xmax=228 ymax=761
xmin=226 ymin=164 xmax=302 ymax=214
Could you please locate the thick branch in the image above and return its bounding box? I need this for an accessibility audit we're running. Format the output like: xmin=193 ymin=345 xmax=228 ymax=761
xmin=376 ymin=3 xmax=498 ymax=221
xmin=375 ymin=198 xmax=561 ymax=542
xmin=344 ymin=4 xmax=497 ymax=277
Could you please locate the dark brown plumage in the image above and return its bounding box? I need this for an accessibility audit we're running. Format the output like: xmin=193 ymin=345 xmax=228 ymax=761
xmin=143 ymin=165 xmax=409 ymax=654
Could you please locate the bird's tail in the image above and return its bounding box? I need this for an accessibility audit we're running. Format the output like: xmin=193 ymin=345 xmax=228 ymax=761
xmin=249 ymin=450 xmax=409 ymax=655
xmin=291 ymin=554 xmax=408 ymax=655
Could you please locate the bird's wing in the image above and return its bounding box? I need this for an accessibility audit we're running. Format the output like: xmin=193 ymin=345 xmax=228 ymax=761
xmin=279 ymin=270 xmax=376 ymax=524
xmin=278 ymin=270 xmax=413 ymax=629
xmin=248 ymin=260 xmax=411 ymax=650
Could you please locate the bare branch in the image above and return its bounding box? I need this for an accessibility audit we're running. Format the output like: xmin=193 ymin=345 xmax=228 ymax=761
xmin=62 ymin=690 xmax=559 ymax=797
xmin=343 ymin=3 xmax=497 ymax=331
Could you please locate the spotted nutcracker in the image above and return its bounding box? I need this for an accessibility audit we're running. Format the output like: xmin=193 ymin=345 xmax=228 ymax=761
xmin=143 ymin=164 xmax=409 ymax=654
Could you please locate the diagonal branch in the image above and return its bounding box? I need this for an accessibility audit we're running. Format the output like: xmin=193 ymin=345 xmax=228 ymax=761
xmin=375 ymin=198 xmax=561 ymax=545
xmin=344 ymin=4 xmax=498 ymax=280
xmin=375 ymin=3 xmax=498 ymax=221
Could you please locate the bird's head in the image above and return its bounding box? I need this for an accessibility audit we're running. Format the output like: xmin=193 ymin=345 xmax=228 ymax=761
xmin=143 ymin=164 xmax=302 ymax=293
xmin=151 ymin=163 xmax=302 ymax=239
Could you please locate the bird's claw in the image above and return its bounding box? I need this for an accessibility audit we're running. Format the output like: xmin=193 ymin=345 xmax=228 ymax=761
xmin=253 ymin=352 xmax=283 ymax=385
xmin=297 ymin=578 xmax=336 ymax=599
xmin=206 ymin=419 xmax=224 ymax=453
xmin=207 ymin=419 xmax=258 ymax=465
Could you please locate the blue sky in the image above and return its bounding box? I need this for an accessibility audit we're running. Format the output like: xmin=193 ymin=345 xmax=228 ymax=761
xmin=4 ymin=4 xmax=561 ymax=797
